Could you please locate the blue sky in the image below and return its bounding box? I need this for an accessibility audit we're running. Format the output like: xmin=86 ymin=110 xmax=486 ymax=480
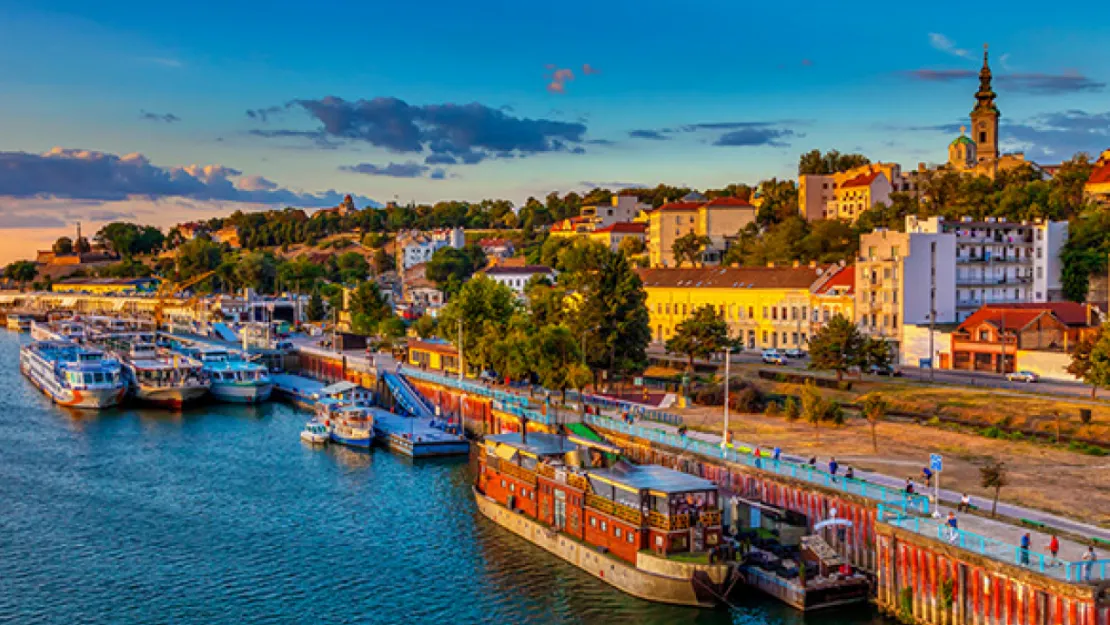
xmin=0 ymin=1 xmax=1107 ymax=261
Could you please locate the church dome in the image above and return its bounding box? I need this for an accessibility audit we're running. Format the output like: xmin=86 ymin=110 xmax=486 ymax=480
xmin=951 ymin=135 xmax=975 ymax=147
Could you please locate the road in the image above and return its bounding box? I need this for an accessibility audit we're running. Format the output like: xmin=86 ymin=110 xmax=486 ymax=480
xmin=647 ymin=346 xmax=1102 ymax=402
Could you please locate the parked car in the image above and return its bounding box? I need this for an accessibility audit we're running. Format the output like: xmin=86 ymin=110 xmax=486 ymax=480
xmin=869 ymin=364 xmax=903 ymax=377
xmin=1006 ymin=370 xmax=1038 ymax=383
xmin=762 ymin=349 xmax=787 ymax=365
xmin=784 ymin=348 xmax=806 ymax=359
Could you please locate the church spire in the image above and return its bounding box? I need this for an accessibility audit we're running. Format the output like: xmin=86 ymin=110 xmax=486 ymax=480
xmin=974 ymin=43 xmax=996 ymax=113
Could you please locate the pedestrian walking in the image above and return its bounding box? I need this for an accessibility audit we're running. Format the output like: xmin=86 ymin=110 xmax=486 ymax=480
xmin=828 ymin=457 xmax=839 ymax=482
xmin=808 ymin=456 xmax=817 ymax=468
xmin=753 ymin=447 xmax=762 ymax=469
xmin=922 ymin=466 xmax=933 ymax=488
xmin=1048 ymin=535 xmax=1060 ymax=559
xmin=958 ymin=493 xmax=971 ymax=513
xmin=946 ymin=512 xmax=959 ymax=543
xmin=772 ymin=447 xmax=781 ymax=463
xmin=845 ymin=466 xmax=855 ymax=480
xmin=1020 ymin=533 xmax=1031 ymax=566
xmin=905 ymin=478 xmax=915 ymax=495
xmin=1082 ymin=547 xmax=1097 ymax=581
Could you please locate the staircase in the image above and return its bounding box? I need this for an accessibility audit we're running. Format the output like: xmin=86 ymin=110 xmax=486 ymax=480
xmin=383 ymin=371 xmax=435 ymax=419
xmin=212 ymin=322 xmax=239 ymax=343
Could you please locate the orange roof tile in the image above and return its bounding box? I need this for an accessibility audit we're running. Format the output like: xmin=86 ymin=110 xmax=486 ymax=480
xmin=814 ymin=265 xmax=855 ymax=295
xmin=839 ymin=171 xmax=882 ymax=189
xmin=705 ymin=197 xmax=754 ymax=208
xmin=980 ymin=302 xmax=1096 ymax=326
xmin=1090 ymin=160 xmax=1110 ymax=185
xmin=656 ymin=201 xmax=705 ymax=212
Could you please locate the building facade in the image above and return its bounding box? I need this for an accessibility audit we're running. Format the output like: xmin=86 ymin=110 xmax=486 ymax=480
xmin=588 ymin=222 xmax=646 ymax=252
xmin=395 ymin=227 xmax=465 ymax=270
xmin=637 ymin=264 xmax=849 ymax=351
xmin=645 ymin=198 xmax=757 ymax=267
xmin=1087 ymin=150 xmax=1110 ymax=206
xmin=481 ymin=265 xmax=556 ymax=296
xmin=906 ymin=215 xmax=1068 ymax=319
xmin=579 ymin=195 xmax=651 ymax=229
xmin=855 ymin=230 xmax=957 ymax=358
xmin=798 ymin=163 xmax=915 ymax=222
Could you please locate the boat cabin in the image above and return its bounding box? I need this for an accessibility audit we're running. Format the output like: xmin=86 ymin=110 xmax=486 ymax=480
xmin=316 ymin=380 xmax=374 ymax=406
xmin=477 ymin=432 xmax=723 ymax=565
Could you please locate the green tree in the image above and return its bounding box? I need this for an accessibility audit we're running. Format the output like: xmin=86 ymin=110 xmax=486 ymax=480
xmin=797 ymin=149 xmax=871 ymax=175
xmin=4 ymin=260 xmax=38 ymax=287
xmin=306 ymin=289 xmax=326 ymax=322
xmin=52 ymin=237 xmax=74 ymax=255
xmin=1070 ymin=325 xmax=1110 ymax=398
xmin=979 ymin=459 xmax=1009 ymax=518
xmin=438 ymin=275 xmax=518 ymax=374
xmin=234 ymin=251 xmax=278 ymax=293
xmin=379 ymin=316 xmax=407 ymax=343
xmin=860 ymin=393 xmax=889 ymax=453
xmin=664 ymin=305 xmax=730 ymax=373
xmin=412 ymin=314 xmax=438 ymax=339
xmin=801 ymin=381 xmax=825 ymax=443
xmin=808 ymin=314 xmax=865 ymax=382
xmin=334 ymin=252 xmax=370 ymax=284
xmin=859 ymin=336 xmax=894 ymax=371
xmin=348 ymin=281 xmax=391 ymax=335
xmin=617 ymin=236 xmax=645 ymax=257
xmin=96 ymin=222 xmax=165 ymax=258
xmin=532 ymin=323 xmax=584 ymax=403
xmin=671 ymin=232 xmax=712 ymax=267
xmin=175 ymin=237 xmax=224 ymax=282
xmin=426 ymin=247 xmax=478 ymax=296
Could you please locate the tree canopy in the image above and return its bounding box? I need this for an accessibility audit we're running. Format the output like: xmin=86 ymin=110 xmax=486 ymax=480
xmin=665 ymin=305 xmax=731 ymax=372
xmin=797 ymin=149 xmax=871 ymax=175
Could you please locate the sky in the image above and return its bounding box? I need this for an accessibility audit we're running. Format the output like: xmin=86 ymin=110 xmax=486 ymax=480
xmin=0 ymin=0 xmax=1108 ymax=264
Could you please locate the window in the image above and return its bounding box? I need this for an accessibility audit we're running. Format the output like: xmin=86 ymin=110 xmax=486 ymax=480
xmin=600 ymin=521 xmax=607 ymax=531
xmin=762 ymin=331 xmax=768 ymax=343
xmin=627 ymin=532 xmax=635 ymax=544
xmin=979 ymin=329 xmax=990 ymax=341
xmin=665 ymin=304 xmax=670 ymax=315
xmin=614 ymin=527 xmax=622 ymax=538
xmin=681 ymin=304 xmax=687 ymax=315
xmin=748 ymin=306 xmax=754 ymax=319
xmin=509 ymin=483 xmax=515 ymax=492
xmin=762 ymin=306 xmax=768 ymax=319
xmin=791 ymin=307 xmax=797 ymax=321
xmin=772 ymin=307 xmax=778 ymax=320
xmin=500 ymin=480 xmax=506 ymax=488
xmin=590 ymin=517 xmax=597 ymax=528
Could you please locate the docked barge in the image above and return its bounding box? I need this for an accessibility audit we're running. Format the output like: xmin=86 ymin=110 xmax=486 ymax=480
xmin=475 ymin=432 xmax=742 ymax=608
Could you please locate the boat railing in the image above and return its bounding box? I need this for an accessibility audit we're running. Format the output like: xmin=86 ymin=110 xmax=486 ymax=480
xmin=501 ymin=462 xmax=538 ymax=486
xmin=535 ymin=463 xmax=556 ymax=479
xmin=647 ymin=510 xmax=691 ymax=531
xmin=699 ymin=509 xmax=722 ymax=527
xmin=566 ymin=473 xmax=590 ymax=492
xmin=585 ymin=493 xmax=643 ymax=525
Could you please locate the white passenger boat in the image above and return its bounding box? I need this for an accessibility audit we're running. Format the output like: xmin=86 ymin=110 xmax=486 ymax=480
xmin=103 ymin=335 xmax=210 ymax=408
xmin=19 ymin=341 xmax=127 ymax=409
xmin=180 ymin=347 xmax=273 ymax=404
xmin=6 ymin=314 xmax=32 ymax=332
xmin=300 ymin=421 xmax=330 ymax=445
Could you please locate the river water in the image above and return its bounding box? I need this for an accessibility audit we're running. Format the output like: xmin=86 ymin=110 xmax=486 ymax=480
xmin=0 ymin=331 xmax=892 ymax=625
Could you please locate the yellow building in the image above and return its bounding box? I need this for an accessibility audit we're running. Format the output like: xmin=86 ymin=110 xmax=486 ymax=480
xmin=588 ymin=222 xmax=646 ymax=251
xmin=637 ymin=264 xmax=853 ymax=350
xmin=407 ymin=339 xmax=460 ymax=374
xmin=646 ymin=198 xmax=757 ymax=267
xmin=798 ymin=162 xmax=912 ymax=222
xmin=51 ymin=277 xmax=159 ymax=295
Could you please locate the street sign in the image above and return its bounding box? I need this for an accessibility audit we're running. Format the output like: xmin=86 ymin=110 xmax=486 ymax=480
xmin=930 ymin=453 xmax=943 ymax=472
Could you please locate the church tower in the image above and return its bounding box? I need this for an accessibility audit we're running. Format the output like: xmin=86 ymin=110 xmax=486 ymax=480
xmin=970 ymin=44 xmax=999 ymax=164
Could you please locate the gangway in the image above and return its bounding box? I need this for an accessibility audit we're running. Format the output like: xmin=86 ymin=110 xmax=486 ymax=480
xmin=212 ymin=322 xmax=238 ymax=343
xmin=382 ymin=371 xmax=435 ymax=419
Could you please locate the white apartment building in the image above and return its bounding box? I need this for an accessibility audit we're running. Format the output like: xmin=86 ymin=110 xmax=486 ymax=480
xmin=396 ymin=227 xmax=466 ymax=270
xmin=481 ymin=265 xmax=555 ymax=297
xmin=906 ymin=216 xmax=1068 ymax=320
xmin=855 ymin=229 xmax=957 ymax=359
xmin=580 ymin=195 xmax=652 ymax=229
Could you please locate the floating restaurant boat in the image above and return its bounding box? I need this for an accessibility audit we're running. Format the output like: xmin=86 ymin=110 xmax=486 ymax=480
xmin=19 ymin=340 xmax=127 ymax=409
xmin=178 ymin=346 xmax=273 ymax=404
xmin=101 ymin=335 xmax=210 ymax=408
xmin=6 ymin=314 xmax=33 ymax=332
xmin=31 ymin=319 xmax=87 ymax=343
xmin=475 ymin=432 xmax=741 ymax=608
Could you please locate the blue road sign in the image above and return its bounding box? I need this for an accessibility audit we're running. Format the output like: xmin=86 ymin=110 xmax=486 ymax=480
xmin=930 ymin=453 xmax=943 ymax=472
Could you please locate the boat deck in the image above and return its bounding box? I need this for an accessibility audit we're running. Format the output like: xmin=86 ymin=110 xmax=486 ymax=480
xmin=370 ymin=408 xmax=469 ymax=458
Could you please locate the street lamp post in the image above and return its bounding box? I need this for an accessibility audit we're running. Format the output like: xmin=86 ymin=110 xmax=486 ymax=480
xmin=721 ymin=346 xmax=731 ymax=450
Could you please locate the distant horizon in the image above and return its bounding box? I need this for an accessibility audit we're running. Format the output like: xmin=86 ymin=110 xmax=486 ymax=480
xmin=1 ymin=1 xmax=1107 ymax=263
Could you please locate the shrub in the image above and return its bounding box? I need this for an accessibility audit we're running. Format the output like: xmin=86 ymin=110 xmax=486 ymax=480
xmin=765 ymin=402 xmax=781 ymax=417
xmin=784 ymin=396 xmax=800 ymax=420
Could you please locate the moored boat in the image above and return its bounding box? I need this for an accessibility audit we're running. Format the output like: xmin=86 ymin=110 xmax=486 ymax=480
xmin=319 ymin=401 xmax=375 ymax=449
xmin=6 ymin=314 xmax=32 ymax=332
xmin=475 ymin=432 xmax=740 ymax=608
xmin=102 ymin=335 xmax=210 ymax=408
xmin=19 ymin=340 xmax=127 ymax=409
xmin=181 ymin=347 xmax=273 ymax=404
xmin=300 ymin=420 xmax=330 ymax=445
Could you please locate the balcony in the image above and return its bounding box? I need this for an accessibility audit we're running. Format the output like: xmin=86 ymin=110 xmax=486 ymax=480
xmin=648 ymin=510 xmax=691 ymax=531
xmin=501 ymin=461 xmax=538 ymax=486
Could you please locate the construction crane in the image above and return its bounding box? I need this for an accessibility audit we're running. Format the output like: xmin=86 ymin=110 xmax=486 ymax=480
xmin=153 ymin=270 xmax=216 ymax=330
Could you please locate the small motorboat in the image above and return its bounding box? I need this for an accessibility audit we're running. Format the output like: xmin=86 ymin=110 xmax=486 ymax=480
xmin=300 ymin=421 xmax=330 ymax=445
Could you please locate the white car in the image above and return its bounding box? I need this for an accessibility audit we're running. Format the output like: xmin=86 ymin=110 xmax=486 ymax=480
xmin=761 ymin=349 xmax=787 ymax=365
xmin=1006 ymin=370 xmax=1038 ymax=383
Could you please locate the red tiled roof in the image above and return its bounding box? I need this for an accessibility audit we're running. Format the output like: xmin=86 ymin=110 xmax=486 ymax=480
xmin=958 ymin=308 xmax=1048 ymax=333
xmin=981 ymin=302 xmax=1095 ymax=326
xmin=594 ymin=222 xmax=647 ymax=234
xmin=479 ymin=238 xmax=511 ymax=246
xmin=636 ymin=266 xmax=827 ymax=290
xmin=839 ymin=171 xmax=882 ymax=189
xmin=814 ymin=265 xmax=855 ymax=295
xmin=705 ymin=197 xmax=754 ymax=208
xmin=1090 ymin=160 xmax=1110 ymax=185
xmin=656 ymin=201 xmax=705 ymax=212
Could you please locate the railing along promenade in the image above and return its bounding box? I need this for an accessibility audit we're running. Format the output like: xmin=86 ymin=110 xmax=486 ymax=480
xmin=877 ymin=505 xmax=1109 ymax=583
xmin=401 ymin=368 xmax=555 ymax=426
xmin=584 ymin=414 xmax=931 ymax=514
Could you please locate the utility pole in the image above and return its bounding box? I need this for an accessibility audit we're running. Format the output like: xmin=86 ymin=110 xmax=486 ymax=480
xmin=457 ymin=321 xmax=464 ymax=383
xmin=929 ymin=241 xmax=936 ymax=382
xmin=721 ymin=346 xmax=730 ymax=450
